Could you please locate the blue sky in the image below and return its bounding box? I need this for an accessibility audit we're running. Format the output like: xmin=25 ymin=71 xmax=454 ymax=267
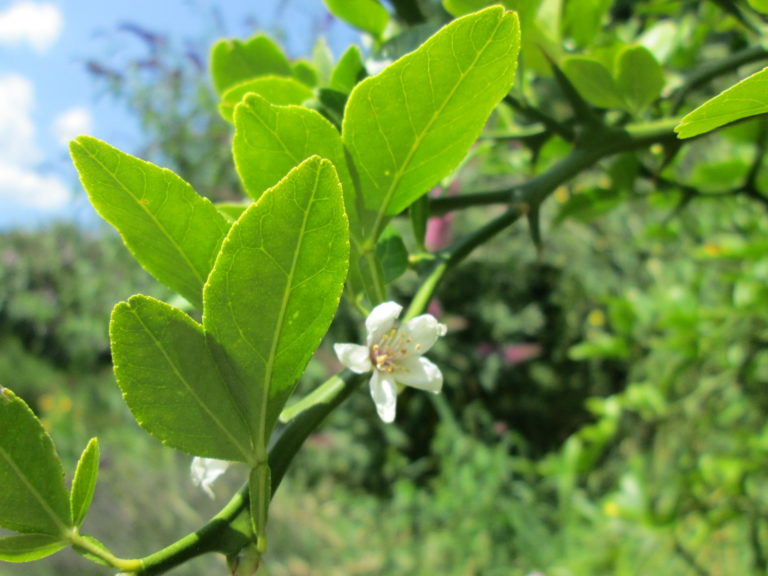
xmin=0 ymin=0 xmax=360 ymax=229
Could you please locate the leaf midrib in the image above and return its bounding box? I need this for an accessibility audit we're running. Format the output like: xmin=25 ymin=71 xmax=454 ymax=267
xmin=128 ymin=305 xmax=254 ymax=462
xmin=364 ymin=13 xmax=507 ymax=239
xmin=257 ymin=163 xmax=324 ymax=454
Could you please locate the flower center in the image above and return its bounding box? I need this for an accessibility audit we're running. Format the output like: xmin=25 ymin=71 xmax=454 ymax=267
xmin=370 ymin=328 xmax=417 ymax=373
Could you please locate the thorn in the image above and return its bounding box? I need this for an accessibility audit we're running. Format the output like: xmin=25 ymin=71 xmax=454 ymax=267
xmin=543 ymin=51 xmax=600 ymax=127
xmin=527 ymin=205 xmax=544 ymax=260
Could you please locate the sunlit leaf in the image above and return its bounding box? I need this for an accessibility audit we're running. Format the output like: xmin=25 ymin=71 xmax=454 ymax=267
xmin=292 ymin=60 xmax=319 ymax=87
xmin=323 ymin=0 xmax=389 ymax=38
xmin=329 ymin=46 xmax=366 ymax=94
xmin=204 ymin=157 xmax=349 ymax=445
xmin=442 ymin=0 xmax=505 ymax=17
xmin=312 ymin=37 xmax=334 ymax=86
xmin=0 ymin=390 xmax=71 ymax=536
xmin=233 ymin=94 xmax=357 ymax=226
xmin=219 ymin=76 xmax=313 ymax=123
xmin=210 ymin=34 xmax=292 ymax=95
xmin=215 ymin=203 xmax=249 ymax=222
xmin=110 ymin=295 xmax=255 ymax=462
xmin=70 ymin=137 xmax=230 ymax=310
xmin=676 ymin=67 xmax=768 ymax=139
xmin=343 ymin=6 xmax=520 ymax=219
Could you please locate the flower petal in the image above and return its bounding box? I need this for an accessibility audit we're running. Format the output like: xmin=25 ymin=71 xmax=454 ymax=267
xmin=399 ymin=314 xmax=447 ymax=355
xmin=366 ymin=301 xmax=403 ymax=344
xmin=191 ymin=457 xmax=230 ymax=499
xmin=395 ymin=357 xmax=443 ymax=393
xmin=370 ymin=370 xmax=398 ymax=423
xmin=334 ymin=343 xmax=372 ymax=373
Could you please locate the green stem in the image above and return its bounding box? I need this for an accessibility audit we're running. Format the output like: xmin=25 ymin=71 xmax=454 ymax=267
xmin=279 ymin=373 xmax=347 ymax=423
xmin=408 ymin=119 xmax=680 ymax=317
xmin=135 ymin=487 xmax=251 ymax=575
xmin=503 ymin=95 xmax=574 ymax=141
xmin=430 ymin=189 xmax=514 ymax=215
xmin=110 ymin=372 xmax=365 ymax=575
xmin=269 ymin=373 xmax=364 ymax=489
xmin=429 ymin=119 xmax=679 ymax=216
xmin=405 ymin=206 xmax=523 ymax=321
xmin=69 ymin=531 xmax=143 ymax=573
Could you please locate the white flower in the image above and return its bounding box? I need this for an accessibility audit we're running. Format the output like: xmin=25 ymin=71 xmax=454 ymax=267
xmin=334 ymin=301 xmax=447 ymax=423
xmin=191 ymin=457 xmax=230 ymax=498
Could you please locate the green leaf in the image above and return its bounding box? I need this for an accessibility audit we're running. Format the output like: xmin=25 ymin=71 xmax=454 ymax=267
xmin=210 ymin=34 xmax=292 ymax=95
xmin=233 ymin=94 xmax=357 ymax=225
xmin=292 ymin=60 xmax=319 ymax=87
xmin=323 ymin=0 xmax=389 ymax=37
xmin=675 ymin=67 xmax=768 ymax=139
xmin=204 ymin=157 xmax=349 ymax=445
xmin=561 ymin=57 xmax=626 ymax=110
xmin=376 ymin=227 xmax=409 ymax=283
xmin=0 ymin=534 xmax=67 ymax=562
xmin=70 ymin=438 xmax=99 ymax=528
xmin=343 ymin=6 xmax=520 ymax=220
xmin=70 ymin=137 xmax=230 ymax=310
xmin=748 ymin=0 xmax=768 ymax=13
xmin=615 ymin=45 xmax=664 ymax=115
xmin=110 ymin=295 xmax=255 ymax=462
xmin=219 ymin=76 xmax=314 ymax=123
xmin=329 ymin=46 xmax=366 ymax=94
xmin=442 ymin=0 xmax=501 ymax=17
xmin=562 ymin=0 xmax=612 ymax=48
xmin=0 ymin=390 xmax=71 ymax=536
xmin=216 ymin=202 xmax=249 ymax=222
xmin=312 ymin=37 xmax=335 ymax=86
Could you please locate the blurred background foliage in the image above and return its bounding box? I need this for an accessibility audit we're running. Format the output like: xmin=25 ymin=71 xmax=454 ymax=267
xmin=3 ymin=0 xmax=768 ymax=574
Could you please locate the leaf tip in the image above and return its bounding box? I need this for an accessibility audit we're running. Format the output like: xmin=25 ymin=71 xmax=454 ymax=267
xmin=673 ymin=121 xmax=694 ymax=139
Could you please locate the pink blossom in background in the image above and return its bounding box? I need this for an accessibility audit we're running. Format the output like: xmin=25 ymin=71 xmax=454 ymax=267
xmin=427 ymin=298 xmax=443 ymax=319
xmin=425 ymin=211 xmax=454 ymax=251
xmin=503 ymin=343 xmax=542 ymax=365
xmin=476 ymin=342 xmax=542 ymax=366
xmin=425 ymin=181 xmax=459 ymax=251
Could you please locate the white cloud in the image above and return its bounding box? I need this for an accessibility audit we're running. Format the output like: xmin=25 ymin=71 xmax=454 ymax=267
xmin=53 ymin=107 xmax=93 ymax=146
xmin=0 ymin=74 xmax=71 ymax=211
xmin=0 ymin=163 xmax=70 ymax=209
xmin=0 ymin=74 xmax=39 ymax=164
xmin=0 ymin=2 xmax=63 ymax=53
